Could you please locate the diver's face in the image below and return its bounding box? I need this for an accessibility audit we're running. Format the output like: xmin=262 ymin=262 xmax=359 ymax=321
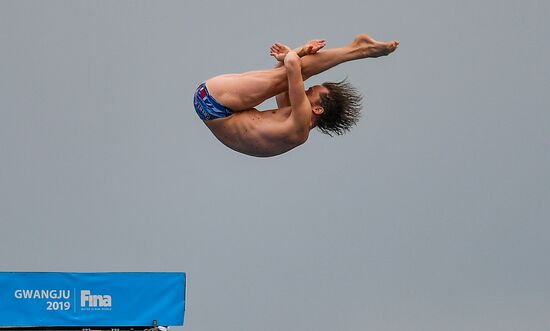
xmin=306 ymin=85 xmax=329 ymax=106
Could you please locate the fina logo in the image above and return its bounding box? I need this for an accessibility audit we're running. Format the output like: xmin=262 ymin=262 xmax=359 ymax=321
xmin=80 ymin=290 xmax=112 ymax=309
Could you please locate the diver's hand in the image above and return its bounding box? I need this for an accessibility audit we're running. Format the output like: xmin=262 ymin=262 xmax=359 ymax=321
xmin=270 ymin=43 xmax=292 ymax=62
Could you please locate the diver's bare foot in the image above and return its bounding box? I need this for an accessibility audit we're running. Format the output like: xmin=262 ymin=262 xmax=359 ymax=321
xmin=351 ymin=34 xmax=399 ymax=58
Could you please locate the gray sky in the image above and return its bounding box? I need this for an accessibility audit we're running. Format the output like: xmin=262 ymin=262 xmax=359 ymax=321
xmin=1 ymin=1 xmax=549 ymax=330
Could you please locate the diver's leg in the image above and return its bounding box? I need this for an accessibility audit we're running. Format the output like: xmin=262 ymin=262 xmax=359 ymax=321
xmin=299 ymin=34 xmax=399 ymax=79
xmin=205 ymin=34 xmax=398 ymax=111
xmin=205 ymin=68 xmax=288 ymax=112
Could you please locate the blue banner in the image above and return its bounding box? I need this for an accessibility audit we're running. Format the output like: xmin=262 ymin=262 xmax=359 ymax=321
xmin=0 ymin=272 xmax=185 ymax=327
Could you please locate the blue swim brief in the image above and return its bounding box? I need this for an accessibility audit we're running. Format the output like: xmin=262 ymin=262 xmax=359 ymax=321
xmin=193 ymin=83 xmax=233 ymax=121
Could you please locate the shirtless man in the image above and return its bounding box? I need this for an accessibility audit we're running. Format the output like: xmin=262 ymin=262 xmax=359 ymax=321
xmin=193 ymin=34 xmax=399 ymax=157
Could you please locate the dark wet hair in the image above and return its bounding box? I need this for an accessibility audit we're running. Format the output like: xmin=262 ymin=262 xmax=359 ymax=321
xmin=316 ymin=79 xmax=362 ymax=136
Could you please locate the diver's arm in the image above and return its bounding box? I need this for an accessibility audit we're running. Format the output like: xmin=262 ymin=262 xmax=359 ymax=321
xmin=284 ymin=52 xmax=310 ymax=137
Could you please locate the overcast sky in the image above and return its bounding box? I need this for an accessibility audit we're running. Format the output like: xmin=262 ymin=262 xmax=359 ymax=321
xmin=1 ymin=1 xmax=549 ymax=330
